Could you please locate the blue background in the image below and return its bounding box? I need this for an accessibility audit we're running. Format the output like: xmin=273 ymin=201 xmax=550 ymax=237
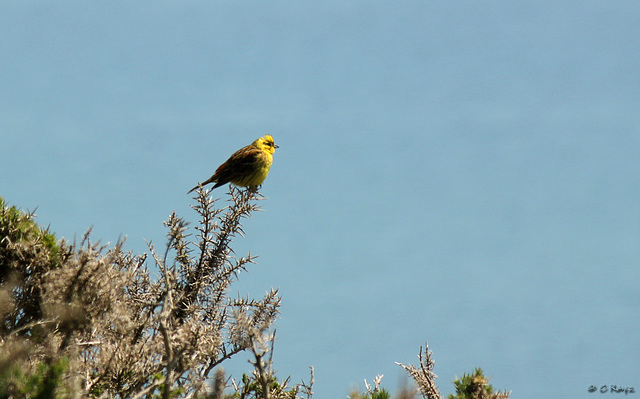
xmin=2 ymin=2 xmax=639 ymax=397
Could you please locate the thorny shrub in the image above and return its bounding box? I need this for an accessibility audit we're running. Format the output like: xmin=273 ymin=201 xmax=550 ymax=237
xmin=1 ymin=192 xmax=509 ymax=399
xmin=0 ymin=190 xmax=310 ymax=398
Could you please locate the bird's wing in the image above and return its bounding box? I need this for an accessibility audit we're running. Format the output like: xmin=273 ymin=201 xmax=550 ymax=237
xmin=211 ymin=146 xmax=262 ymax=187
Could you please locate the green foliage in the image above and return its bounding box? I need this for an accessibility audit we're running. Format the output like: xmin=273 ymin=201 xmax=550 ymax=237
xmin=232 ymin=373 xmax=277 ymax=399
xmin=0 ymin=357 xmax=68 ymax=399
xmin=348 ymin=388 xmax=392 ymax=399
xmin=0 ymin=197 xmax=69 ymax=398
xmin=348 ymin=375 xmax=394 ymax=399
xmin=0 ymin=196 xmax=66 ymax=344
xmin=227 ymin=369 xmax=311 ymax=399
xmin=448 ymin=368 xmax=494 ymax=399
xmin=0 ymin=196 xmax=61 ymax=269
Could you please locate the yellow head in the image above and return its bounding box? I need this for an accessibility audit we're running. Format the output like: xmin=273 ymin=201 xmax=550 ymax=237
xmin=253 ymin=134 xmax=279 ymax=155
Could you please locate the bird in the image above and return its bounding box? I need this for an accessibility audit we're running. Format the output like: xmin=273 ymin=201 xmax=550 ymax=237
xmin=188 ymin=134 xmax=279 ymax=194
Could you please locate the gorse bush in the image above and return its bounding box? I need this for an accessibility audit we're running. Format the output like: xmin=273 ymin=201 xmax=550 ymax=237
xmin=351 ymin=346 xmax=510 ymax=399
xmin=0 ymin=190 xmax=308 ymax=398
xmin=447 ymin=369 xmax=510 ymax=399
xmin=0 ymin=194 xmax=510 ymax=399
xmin=0 ymin=197 xmax=61 ymax=341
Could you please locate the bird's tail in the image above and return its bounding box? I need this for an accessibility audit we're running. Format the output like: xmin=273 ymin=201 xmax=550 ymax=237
xmin=187 ymin=176 xmax=218 ymax=194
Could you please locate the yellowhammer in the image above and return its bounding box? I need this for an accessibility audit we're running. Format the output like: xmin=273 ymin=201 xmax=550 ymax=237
xmin=188 ymin=135 xmax=279 ymax=193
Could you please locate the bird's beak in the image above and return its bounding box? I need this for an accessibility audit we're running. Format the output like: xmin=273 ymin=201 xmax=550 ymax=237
xmin=274 ymin=144 xmax=280 ymax=148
